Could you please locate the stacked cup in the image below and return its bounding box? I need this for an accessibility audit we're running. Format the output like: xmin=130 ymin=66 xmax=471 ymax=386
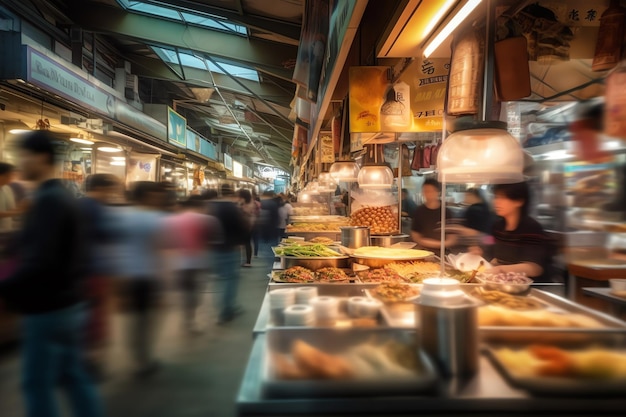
xmin=295 ymin=286 xmax=318 ymax=305
xmin=347 ymin=296 xmax=382 ymax=319
xmin=269 ymin=288 xmax=295 ymax=325
xmin=284 ymin=304 xmax=315 ymax=326
xmin=309 ymin=296 xmax=340 ymax=325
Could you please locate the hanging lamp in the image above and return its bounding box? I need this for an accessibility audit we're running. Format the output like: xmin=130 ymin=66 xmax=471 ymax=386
xmin=329 ymin=161 xmax=360 ymax=182
xmin=357 ymin=144 xmax=394 ymax=189
xmin=437 ymin=118 xmax=524 ymax=184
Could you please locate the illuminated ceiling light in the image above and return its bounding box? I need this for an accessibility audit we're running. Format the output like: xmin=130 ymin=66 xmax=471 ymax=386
xmin=357 ymin=165 xmax=394 ymax=189
xmin=423 ymin=0 xmax=483 ymax=57
xmin=98 ymin=146 xmax=123 ymax=153
xmin=70 ymin=137 xmax=94 ymax=145
xmin=110 ymin=160 xmax=126 ymax=166
xmin=164 ymin=168 xmax=173 ymax=173
xmin=8 ymin=129 xmax=31 ymax=134
xmin=421 ymin=0 xmax=457 ymax=39
xmin=112 ymin=156 xmax=126 ymax=161
xmin=329 ymin=161 xmax=360 ymax=182
xmin=437 ymin=120 xmax=524 ymax=184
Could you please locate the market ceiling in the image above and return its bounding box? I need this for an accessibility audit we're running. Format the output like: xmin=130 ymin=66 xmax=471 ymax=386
xmin=9 ymin=0 xmax=304 ymax=171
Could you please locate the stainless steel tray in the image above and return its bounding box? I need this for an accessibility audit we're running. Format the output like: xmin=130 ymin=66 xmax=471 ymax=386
xmin=372 ymin=286 xmax=626 ymax=344
xmin=254 ymin=284 xmax=385 ymax=334
xmin=483 ymin=345 xmax=626 ymax=397
xmin=261 ymin=328 xmax=438 ymax=398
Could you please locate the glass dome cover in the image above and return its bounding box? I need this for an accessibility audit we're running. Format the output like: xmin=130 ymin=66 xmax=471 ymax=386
xmin=357 ymin=164 xmax=394 ymax=189
xmin=437 ymin=120 xmax=524 ymax=184
xmin=329 ymin=161 xmax=359 ymax=182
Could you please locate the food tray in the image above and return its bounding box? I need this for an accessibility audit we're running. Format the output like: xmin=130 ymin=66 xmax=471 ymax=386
xmin=270 ymin=269 xmax=357 ymax=284
xmin=261 ymin=328 xmax=438 ymax=398
xmin=483 ymin=345 xmax=626 ymax=397
xmin=372 ymin=286 xmax=626 ymax=343
xmin=265 ymin=295 xmax=387 ymax=329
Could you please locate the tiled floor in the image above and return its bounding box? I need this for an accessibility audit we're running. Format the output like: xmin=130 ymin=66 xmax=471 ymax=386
xmin=0 ymin=251 xmax=272 ymax=417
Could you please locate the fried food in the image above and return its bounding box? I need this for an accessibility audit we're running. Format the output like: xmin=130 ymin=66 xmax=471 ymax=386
xmin=292 ymin=340 xmax=353 ymax=379
xmin=310 ymin=236 xmax=335 ymax=245
xmin=385 ymin=261 xmax=440 ymax=282
xmin=350 ymin=207 xmax=399 ymax=235
xmin=315 ymin=267 xmax=349 ymax=282
xmin=494 ymin=345 xmax=626 ymax=380
xmin=360 ymin=268 xmax=407 ymax=283
xmin=471 ymin=287 xmax=545 ymax=311
xmin=370 ymin=283 xmax=420 ymax=303
xmin=272 ymin=352 xmax=306 ymax=379
xmin=279 ymin=266 xmax=315 ymax=283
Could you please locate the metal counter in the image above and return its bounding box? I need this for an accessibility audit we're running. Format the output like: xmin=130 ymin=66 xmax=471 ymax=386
xmin=236 ymin=334 xmax=626 ymax=416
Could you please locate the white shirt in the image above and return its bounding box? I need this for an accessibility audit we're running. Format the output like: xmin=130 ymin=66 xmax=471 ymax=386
xmin=278 ymin=203 xmax=294 ymax=229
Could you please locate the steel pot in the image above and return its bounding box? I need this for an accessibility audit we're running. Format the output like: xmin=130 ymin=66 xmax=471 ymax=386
xmin=340 ymin=226 xmax=371 ymax=249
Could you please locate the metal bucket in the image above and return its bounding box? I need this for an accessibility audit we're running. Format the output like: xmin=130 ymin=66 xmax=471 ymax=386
xmin=415 ymin=301 xmax=479 ymax=377
xmin=340 ymin=226 xmax=370 ymax=249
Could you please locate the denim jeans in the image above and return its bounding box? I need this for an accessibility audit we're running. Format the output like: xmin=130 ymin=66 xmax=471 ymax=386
xmin=213 ymin=249 xmax=241 ymax=321
xmin=22 ymin=303 xmax=103 ymax=417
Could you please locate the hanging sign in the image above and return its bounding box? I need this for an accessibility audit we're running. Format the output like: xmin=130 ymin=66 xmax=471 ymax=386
xmin=399 ymin=58 xmax=450 ymax=132
xmin=348 ymin=66 xmax=390 ymax=133
xmin=320 ymin=132 xmax=335 ymax=163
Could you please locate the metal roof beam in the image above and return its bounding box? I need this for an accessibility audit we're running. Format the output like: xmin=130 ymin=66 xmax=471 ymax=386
xmin=146 ymin=0 xmax=301 ymax=41
xmin=70 ymin=2 xmax=296 ymax=81
xmin=126 ymin=54 xmax=293 ymax=107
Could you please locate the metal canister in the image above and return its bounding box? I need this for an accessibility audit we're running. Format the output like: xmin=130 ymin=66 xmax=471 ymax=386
xmin=415 ymin=278 xmax=479 ymax=377
xmin=340 ymin=226 xmax=370 ymax=249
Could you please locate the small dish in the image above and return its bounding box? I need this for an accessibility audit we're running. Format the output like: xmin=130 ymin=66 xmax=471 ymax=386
xmin=475 ymin=272 xmax=533 ymax=294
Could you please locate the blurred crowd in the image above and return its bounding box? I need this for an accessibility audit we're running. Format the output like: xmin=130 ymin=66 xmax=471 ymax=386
xmin=0 ymin=130 xmax=293 ymax=417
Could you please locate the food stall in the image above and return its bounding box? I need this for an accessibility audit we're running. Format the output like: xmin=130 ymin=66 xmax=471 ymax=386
xmin=237 ymin=0 xmax=626 ymax=414
xmin=237 ymin=241 xmax=626 ymax=416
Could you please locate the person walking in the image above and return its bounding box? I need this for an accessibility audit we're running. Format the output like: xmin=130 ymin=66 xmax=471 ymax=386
xmin=0 ymin=130 xmax=104 ymax=417
xmin=0 ymin=162 xmax=19 ymax=232
xmin=237 ymin=188 xmax=256 ymax=267
xmin=109 ymin=181 xmax=166 ymax=377
xmin=165 ymin=196 xmax=221 ymax=333
xmin=79 ymin=173 xmax=121 ymax=380
xmin=210 ymin=184 xmax=248 ymax=324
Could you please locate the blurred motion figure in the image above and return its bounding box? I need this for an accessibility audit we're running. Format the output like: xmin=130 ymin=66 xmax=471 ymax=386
xmin=0 ymin=131 xmax=103 ymax=417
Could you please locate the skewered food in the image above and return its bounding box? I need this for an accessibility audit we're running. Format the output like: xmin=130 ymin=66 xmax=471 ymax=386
xmin=370 ymin=283 xmax=420 ymax=303
xmin=470 ymin=287 xmax=545 ymax=311
xmin=478 ymin=305 xmax=604 ymax=328
xmin=279 ymin=266 xmax=315 ymax=283
xmin=350 ymin=206 xmax=399 ymax=235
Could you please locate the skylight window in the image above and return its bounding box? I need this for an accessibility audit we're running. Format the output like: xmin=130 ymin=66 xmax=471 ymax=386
xmin=151 ymin=46 xmax=260 ymax=82
xmin=118 ymin=1 xmax=247 ymax=35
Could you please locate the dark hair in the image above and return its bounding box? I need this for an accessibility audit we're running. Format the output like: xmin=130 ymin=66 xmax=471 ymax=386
xmin=20 ymin=130 xmax=56 ymax=165
xmin=0 ymin=162 xmax=15 ymax=176
xmin=401 ymin=188 xmax=409 ymax=195
xmin=221 ymin=183 xmax=234 ymax=197
xmin=465 ymin=187 xmax=486 ymax=203
xmin=131 ymin=181 xmax=162 ymax=205
xmin=422 ymin=178 xmax=441 ymax=192
xmin=238 ymin=188 xmax=252 ymax=204
xmin=493 ymin=181 xmax=530 ymax=217
xmin=182 ymin=195 xmax=206 ymax=209
xmin=202 ymin=189 xmax=218 ymax=200
xmin=85 ymin=174 xmax=118 ymax=192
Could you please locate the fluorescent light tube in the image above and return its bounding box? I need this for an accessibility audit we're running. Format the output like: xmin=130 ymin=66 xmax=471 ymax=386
xmin=424 ymin=0 xmax=483 ymax=58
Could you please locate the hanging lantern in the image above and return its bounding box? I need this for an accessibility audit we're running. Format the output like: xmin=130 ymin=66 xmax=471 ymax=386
xmin=329 ymin=161 xmax=359 ymax=182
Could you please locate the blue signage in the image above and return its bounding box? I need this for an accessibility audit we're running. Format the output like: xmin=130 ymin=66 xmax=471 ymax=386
xmin=167 ymin=107 xmax=187 ymax=148
xmin=200 ymin=139 xmax=217 ymax=160
xmin=186 ymin=129 xmax=200 ymax=153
